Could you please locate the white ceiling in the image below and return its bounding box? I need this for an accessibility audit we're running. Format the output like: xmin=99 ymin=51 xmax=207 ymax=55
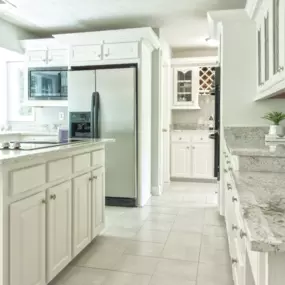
xmin=0 ymin=0 xmax=246 ymax=48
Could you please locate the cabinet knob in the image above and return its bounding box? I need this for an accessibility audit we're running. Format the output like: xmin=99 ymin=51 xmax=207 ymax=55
xmin=50 ymin=194 xmax=56 ymax=200
xmin=41 ymin=199 xmax=46 ymax=204
xmin=231 ymin=258 xmax=238 ymax=264
xmin=93 ymin=176 xmax=97 ymax=180
xmin=232 ymin=224 xmax=238 ymax=231
xmin=224 ymin=169 xmax=228 ymax=173
xmin=89 ymin=177 xmax=93 ymax=181
xmin=226 ymin=160 xmax=231 ymax=164
xmin=240 ymin=229 xmax=247 ymax=239
xmin=228 ymin=167 xmax=233 ymax=171
xmin=227 ymin=183 xmax=232 ymax=190
xmin=232 ymin=196 xmax=238 ymax=202
xmin=179 ymin=137 xmax=182 ymax=140
xmin=225 ymin=155 xmax=229 ymax=158
xmin=192 ymin=146 xmax=195 ymax=149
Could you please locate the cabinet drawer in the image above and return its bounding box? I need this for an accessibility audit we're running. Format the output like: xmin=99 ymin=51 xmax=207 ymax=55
xmin=10 ymin=164 xmax=46 ymax=195
xmin=171 ymin=133 xmax=191 ymax=142
xmin=192 ymin=135 xmax=210 ymax=143
xmin=71 ymin=45 xmax=102 ymax=63
xmin=103 ymin=42 xmax=138 ymax=60
xmin=48 ymin=158 xmax=72 ymax=182
xmin=73 ymin=153 xmax=91 ymax=173
xmin=92 ymin=150 xmax=105 ymax=167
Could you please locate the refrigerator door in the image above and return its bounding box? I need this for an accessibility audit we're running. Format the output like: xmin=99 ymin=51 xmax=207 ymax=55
xmin=95 ymin=67 xmax=137 ymax=201
xmin=68 ymin=70 xmax=95 ymax=112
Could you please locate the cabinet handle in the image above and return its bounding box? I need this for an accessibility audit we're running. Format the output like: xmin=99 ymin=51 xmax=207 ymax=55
xmin=89 ymin=177 xmax=93 ymax=181
xmin=224 ymin=169 xmax=228 ymax=173
xmin=50 ymin=194 xmax=56 ymax=200
xmin=226 ymin=160 xmax=231 ymax=164
xmin=225 ymin=155 xmax=228 ymax=158
xmin=232 ymin=196 xmax=238 ymax=202
xmin=232 ymin=224 xmax=238 ymax=231
xmin=231 ymin=258 xmax=238 ymax=264
xmin=93 ymin=176 xmax=97 ymax=180
xmin=228 ymin=167 xmax=233 ymax=171
xmin=41 ymin=199 xmax=46 ymax=204
xmin=240 ymin=229 xmax=247 ymax=239
xmin=179 ymin=137 xmax=182 ymax=140
xmin=186 ymin=146 xmax=190 ymax=149
xmin=227 ymin=183 xmax=232 ymax=190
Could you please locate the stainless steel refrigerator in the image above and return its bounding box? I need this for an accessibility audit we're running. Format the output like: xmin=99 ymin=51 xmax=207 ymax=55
xmin=68 ymin=65 xmax=137 ymax=207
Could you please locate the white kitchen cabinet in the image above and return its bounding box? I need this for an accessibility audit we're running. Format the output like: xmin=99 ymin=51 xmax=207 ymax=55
xmin=172 ymin=67 xmax=199 ymax=109
xmin=47 ymin=181 xmax=72 ymax=282
xmin=70 ymin=45 xmax=102 ymax=65
xmin=103 ymin=42 xmax=139 ymax=60
xmin=10 ymin=192 xmax=46 ymax=285
xmin=72 ymin=173 xmax=91 ymax=257
xmin=26 ymin=50 xmax=47 ymax=66
xmin=47 ymin=49 xmax=68 ymax=66
xmin=171 ymin=142 xmax=191 ymax=178
xmin=191 ymin=143 xmax=214 ymax=178
xmin=91 ymin=167 xmax=105 ymax=239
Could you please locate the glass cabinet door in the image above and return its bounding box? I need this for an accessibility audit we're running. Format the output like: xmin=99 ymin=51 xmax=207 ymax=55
xmin=176 ymin=70 xmax=192 ymax=103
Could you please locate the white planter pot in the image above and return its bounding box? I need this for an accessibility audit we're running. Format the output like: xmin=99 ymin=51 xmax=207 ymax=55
xmin=269 ymin=125 xmax=284 ymax=136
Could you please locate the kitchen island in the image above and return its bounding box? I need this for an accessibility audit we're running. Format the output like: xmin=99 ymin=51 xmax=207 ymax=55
xmin=0 ymin=139 xmax=113 ymax=285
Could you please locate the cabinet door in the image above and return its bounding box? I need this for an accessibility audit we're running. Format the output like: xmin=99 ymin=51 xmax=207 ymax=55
xmin=47 ymin=49 xmax=68 ymax=66
xmin=91 ymin=167 xmax=105 ymax=239
xmin=191 ymin=143 xmax=214 ymax=178
xmin=71 ymin=45 xmax=102 ymax=64
xmin=103 ymin=42 xmax=138 ymax=60
xmin=47 ymin=181 xmax=72 ymax=282
xmin=171 ymin=142 xmax=191 ymax=178
xmin=26 ymin=50 xmax=47 ymax=66
xmin=173 ymin=67 xmax=199 ymax=107
xmin=73 ymin=173 xmax=91 ymax=257
xmin=10 ymin=192 xmax=46 ymax=285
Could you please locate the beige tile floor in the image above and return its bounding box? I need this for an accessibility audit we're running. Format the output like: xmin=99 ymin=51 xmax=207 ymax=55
xmin=51 ymin=182 xmax=233 ymax=285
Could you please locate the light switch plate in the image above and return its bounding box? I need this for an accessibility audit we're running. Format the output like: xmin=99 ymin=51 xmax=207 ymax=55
xmin=59 ymin=112 xmax=64 ymax=121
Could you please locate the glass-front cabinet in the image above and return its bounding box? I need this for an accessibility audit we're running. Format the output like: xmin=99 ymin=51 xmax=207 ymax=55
xmin=173 ymin=67 xmax=199 ymax=109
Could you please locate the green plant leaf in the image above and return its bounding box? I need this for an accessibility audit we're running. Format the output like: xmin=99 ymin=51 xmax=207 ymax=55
xmin=262 ymin=111 xmax=285 ymax=125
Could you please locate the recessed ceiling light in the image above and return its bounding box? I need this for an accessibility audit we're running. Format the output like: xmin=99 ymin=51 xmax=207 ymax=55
xmin=205 ymin=37 xmax=218 ymax=47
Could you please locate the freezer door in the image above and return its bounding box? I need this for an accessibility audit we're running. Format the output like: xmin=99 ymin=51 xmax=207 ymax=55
xmin=68 ymin=70 xmax=95 ymax=112
xmin=96 ymin=67 xmax=137 ymax=200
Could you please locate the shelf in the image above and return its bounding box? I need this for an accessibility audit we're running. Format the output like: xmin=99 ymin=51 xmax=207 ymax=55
xmin=171 ymin=105 xmax=201 ymax=110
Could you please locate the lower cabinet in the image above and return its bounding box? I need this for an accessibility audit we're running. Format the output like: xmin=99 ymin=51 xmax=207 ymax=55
xmin=91 ymin=167 xmax=105 ymax=239
xmin=171 ymin=142 xmax=191 ymax=178
xmin=191 ymin=143 xmax=214 ymax=178
xmin=47 ymin=181 xmax=72 ymax=282
xmin=10 ymin=192 xmax=46 ymax=285
xmin=72 ymin=173 xmax=91 ymax=257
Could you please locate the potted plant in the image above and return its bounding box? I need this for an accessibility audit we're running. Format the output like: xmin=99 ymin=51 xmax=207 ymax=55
xmin=262 ymin=111 xmax=285 ymax=136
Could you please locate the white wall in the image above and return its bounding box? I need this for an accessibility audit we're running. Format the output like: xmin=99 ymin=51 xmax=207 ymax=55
xmin=0 ymin=18 xmax=35 ymax=53
xmin=222 ymin=21 xmax=285 ymax=127
xmin=172 ymin=48 xmax=218 ymax=58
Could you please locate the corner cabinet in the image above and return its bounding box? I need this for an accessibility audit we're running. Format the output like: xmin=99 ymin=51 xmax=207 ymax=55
xmin=172 ymin=67 xmax=200 ymax=109
xmin=255 ymin=0 xmax=285 ymax=100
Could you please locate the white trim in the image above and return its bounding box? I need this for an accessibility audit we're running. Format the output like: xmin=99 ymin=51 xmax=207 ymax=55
xmin=151 ymin=186 xmax=162 ymax=196
xmin=171 ymin=56 xmax=218 ymax=67
xmin=245 ymin=0 xmax=262 ymax=19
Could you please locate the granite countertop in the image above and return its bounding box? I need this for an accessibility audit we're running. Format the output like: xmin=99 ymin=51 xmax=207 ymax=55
xmin=232 ymin=171 xmax=285 ymax=252
xmin=224 ymin=127 xmax=285 ymax=157
xmin=0 ymin=131 xmax=58 ymax=136
xmin=0 ymin=139 xmax=114 ymax=164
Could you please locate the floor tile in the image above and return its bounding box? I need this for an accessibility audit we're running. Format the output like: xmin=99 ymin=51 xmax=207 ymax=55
xmin=125 ymin=241 xmax=164 ymax=257
xmin=178 ymin=208 xmax=205 ymax=217
xmin=113 ymin=254 xmax=160 ymax=275
xmin=172 ymin=218 xmax=204 ymax=233
xmin=51 ymin=266 xmax=110 ymax=285
xmin=144 ymin=206 xmax=180 ymax=215
xmin=91 ymin=236 xmax=128 ymax=254
xmin=203 ymin=225 xmax=227 ymax=237
xmin=103 ymin=271 xmax=151 ymax=285
xmin=134 ymin=228 xmax=169 ymax=243
xmin=147 ymin=213 xmax=177 ymax=222
xmin=199 ymin=246 xmax=231 ymax=265
xmin=140 ymin=220 xmax=173 ymax=232
xmin=154 ymin=259 xmax=198 ymax=281
xmin=201 ymin=235 xmax=228 ymax=250
xmin=162 ymin=243 xmax=200 ymax=262
xmin=150 ymin=274 xmax=195 ymax=285
xmin=197 ymin=263 xmax=233 ymax=285
xmin=167 ymin=231 xmax=202 ymax=247
xmin=73 ymin=245 xmax=123 ymax=270
xmin=103 ymin=226 xmax=139 ymax=239
xmin=204 ymin=208 xmax=225 ymax=226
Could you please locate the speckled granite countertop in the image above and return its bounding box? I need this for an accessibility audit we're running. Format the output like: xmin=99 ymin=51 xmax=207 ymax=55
xmin=232 ymin=171 xmax=285 ymax=252
xmin=0 ymin=139 xmax=114 ymax=164
xmin=225 ymin=127 xmax=285 ymax=157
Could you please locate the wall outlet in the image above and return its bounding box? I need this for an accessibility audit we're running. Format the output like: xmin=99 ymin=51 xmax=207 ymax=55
xmin=59 ymin=112 xmax=64 ymax=121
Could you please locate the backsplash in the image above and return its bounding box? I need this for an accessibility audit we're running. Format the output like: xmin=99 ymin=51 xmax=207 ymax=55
xmin=172 ymin=95 xmax=215 ymax=129
xmin=8 ymin=107 xmax=68 ymax=132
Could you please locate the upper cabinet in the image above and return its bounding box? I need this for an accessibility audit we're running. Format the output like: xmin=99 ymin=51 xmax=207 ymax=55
xmin=103 ymin=42 xmax=138 ymax=60
xmin=70 ymin=45 xmax=102 ymax=65
xmin=255 ymin=0 xmax=285 ymax=99
xmin=173 ymin=67 xmax=199 ymax=109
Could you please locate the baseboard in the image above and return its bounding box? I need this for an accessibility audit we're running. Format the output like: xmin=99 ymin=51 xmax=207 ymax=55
xmin=171 ymin=177 xmax=217 ymax=183
xmin=151 ymin=185 xmax=162 ymax=196
xmin=105 ymin=197 xmax=136 ymax=207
